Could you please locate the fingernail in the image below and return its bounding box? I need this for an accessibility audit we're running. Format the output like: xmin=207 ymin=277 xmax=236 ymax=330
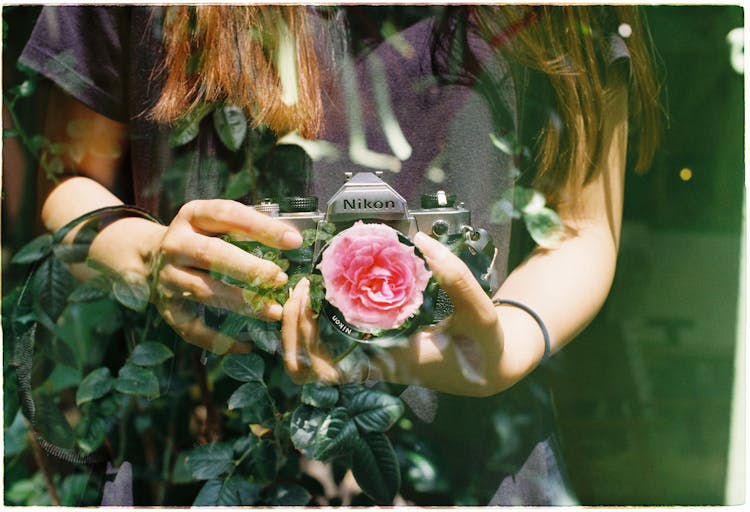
xmin=267 ymin=303 xmax=283 ymax=320
xmin=274 ymin=271 xmax=289 ymax=286
xmin=281 ymin=230 xmax=303 ymax=248
xmin=414 ymin=232 xmax=447 ymax=260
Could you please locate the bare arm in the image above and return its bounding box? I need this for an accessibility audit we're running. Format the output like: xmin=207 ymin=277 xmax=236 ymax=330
xmin=374 ymin=79 xmax=629 ymax=395
xmin=490 ymin=79 xmax=629 ymax=389
xmin=37 ymin=88 xmax=303 ymax=354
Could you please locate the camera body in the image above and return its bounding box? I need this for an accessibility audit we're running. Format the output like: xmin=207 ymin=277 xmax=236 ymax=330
xmin=255 ymin=172 xmax=496 ymax=342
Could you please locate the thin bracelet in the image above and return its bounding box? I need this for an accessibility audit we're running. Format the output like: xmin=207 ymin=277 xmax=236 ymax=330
xmin=492 ymin=298 xmax=551 ymax=360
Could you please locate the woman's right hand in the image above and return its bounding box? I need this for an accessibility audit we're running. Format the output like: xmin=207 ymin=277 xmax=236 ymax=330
xmin=39 ymin=90 xmax=304 ymax=354
xmin=88 ymin=198 xmax=303 ymax=354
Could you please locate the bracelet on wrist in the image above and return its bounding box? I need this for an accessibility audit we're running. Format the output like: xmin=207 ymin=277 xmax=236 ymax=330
xmin=492 ymin=298 xmax=551 ymax=360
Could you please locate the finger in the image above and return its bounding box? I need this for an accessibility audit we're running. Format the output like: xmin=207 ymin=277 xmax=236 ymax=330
xmin=178 ymin=199 xmax=303 ymax=249
xmin=413 ymin=232 xmax=497 ymax=327
xmin=158 ymin=263 xmax=283 ymax=321
xmin=159 ymin=299 xmax=251 ymax=355
xmin=163 ymin=229 xmax=287 ymax=287
xmin=281 ymin=279 xmax=307 ymax=379
xmin=297 ymin=279 xmax=340 ymax=385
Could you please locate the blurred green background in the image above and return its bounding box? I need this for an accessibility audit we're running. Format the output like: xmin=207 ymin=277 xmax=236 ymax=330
xmin=2 ymin=4 xmax=745 ymax=506
xmin=549 ymin=5 xmax=745 ymax=506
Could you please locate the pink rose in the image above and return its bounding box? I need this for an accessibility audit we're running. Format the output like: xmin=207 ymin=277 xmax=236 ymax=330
xmin=317 ymin=221 xmax=432 ymax=331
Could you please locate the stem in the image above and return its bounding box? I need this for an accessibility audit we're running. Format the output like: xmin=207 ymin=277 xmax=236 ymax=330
xmin=191 ymin=351 xmax=222 ymax=442
xmin=27 ymin=431 xmax=61 ymax=506
xmin=141 ymin=424 xmax=160 ymax=500
xmin=333 ymin=341 xmax=359 ymax=364
xmin=115 ymin=397 xmax=135 ymax=467
xmin=261 ymin=384 xmax=286 ymax=470
xmin=157 ymin=415 xmax=176 ymax=506
xmin=2 ymin=92 xmax=40 ymax=161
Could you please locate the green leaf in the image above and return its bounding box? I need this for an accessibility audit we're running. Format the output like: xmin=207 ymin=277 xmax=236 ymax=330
xmin=223 ymin=353 xmax=265 ymax=382
xmin=246 ymin=318 xmax=281 ymax=354
xmin=312 ymin=407 xmax=358 ymax=461
xmin=34 ymin=393 xmax=76 ymax=449
xmin=114 ymin=364 xmax=159 ymax=398
xmin=489 ymin=198 xmax=519 ymax=225
xmin=223 ymin=169 xmax=254 ymax=200
xmin=111 ymin=278 xmax=150 ymax=312
xmin=171 ymin=452 xmax=194 ymax=484
xmin=228 ymin=381 xmax=266 ymax=410
xmin=269 ymin=484 xmax=312 ymax=506
xmin=489 ymin=131 xmax=516 ymax=155
xmin=59 ymin=472 xmax=100 ymax=506
xmin=74 ymin=403 xmax=112 ymax=454
xmin=213 ymin=104 xmax=248 ymax=152
xmin=185 ymin=442 xmax=234 ymax=480
xmin=351 ymin=432 xmax=401 ymax=504
xmin=11 ymin=234 xmax=53 ymax=264
xmin=524 ymin=207 xmax=565 ymax=249
xmin=193 ymin=477 xmax=261 ymax=506
xmin=52 ymin=223 xmax=98 ymax=263
xmin=76 ymin=367 xmax=113 ymax=405
xmin=129 ymin=342 xmax=174 ymax=366
xmin=250 ymin=438 xmax=278 ymax=483
xmin=6 ymin=474 xmax=49 ymax=505
xmin=4 ymin=411 xmax=29 ymax=457
xmin=169 ymin=102 xmax=215 ymax=147
xmin=347 ymin=389 xmax=404 ymax=433
xmin=290 ymin=405 xmax=326 ymax=456
xmin=38 ymin=364 xmax=82 ymax=395
xmin=14 ymin=79 xmax=36 ymax=97
xmin=31 ymin=257 xmax=75 ymax=322
xmin=68 ymin=275 xmax=111 ymax=303
xmin=400 ymin=449 xmax=445 ymax=493
xmin=301 ymin=382 xmax=339 ymax=409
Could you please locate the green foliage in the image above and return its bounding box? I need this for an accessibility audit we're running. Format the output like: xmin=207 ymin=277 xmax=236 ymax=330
xmin=194 ymin=477 xmax=262 ymax=506
xmin=351 ymin=433 xmax=401 ymax=504
xmin=228 ymin=382 xmax=267 ymax=410
xmin=223 ymin=353 xmax=265 ymax=382
xmin=76 ymin=367 xmax=113 ymax=405
xmin=129 ymin=342 xmax=174 ymax=367
xmin=213 ymin=104 xmax=248 ymax=152
xmin=114 ymin=364 xmax=159 ymax=398
xmin=347 ymin=389 xmax=405 ymax=433
xmin=185 ymin=442 xmax=235 ymax=480
xmin=169 ymin=102 xmax=216 ymax=147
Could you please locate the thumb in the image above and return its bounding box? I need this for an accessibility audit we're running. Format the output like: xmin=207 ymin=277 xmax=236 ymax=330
xmin=413 ymin=232 xmax=496 ymax=326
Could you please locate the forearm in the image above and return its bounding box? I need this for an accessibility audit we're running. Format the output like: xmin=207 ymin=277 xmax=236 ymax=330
xmin=41 ymin=176 xmax=124 ymax=233
xmin=492 ymin=224 xmax=618 ymax=383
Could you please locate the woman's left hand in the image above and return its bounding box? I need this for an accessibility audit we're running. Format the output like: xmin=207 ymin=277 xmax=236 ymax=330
xmin=280 ymin=232 xmax=505 ymax=393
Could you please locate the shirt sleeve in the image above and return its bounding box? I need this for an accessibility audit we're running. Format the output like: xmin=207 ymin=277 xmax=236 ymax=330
xmin=19 ymin=6 xmax=131 ymax=122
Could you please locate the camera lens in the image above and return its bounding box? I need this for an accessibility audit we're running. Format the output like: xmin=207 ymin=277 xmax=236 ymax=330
xmin=280 ymin=196 xmax=318 ymax=213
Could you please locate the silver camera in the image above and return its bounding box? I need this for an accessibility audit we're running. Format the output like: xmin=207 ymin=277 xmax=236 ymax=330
xmin=255 ymin=172 xmax=496 ymax=342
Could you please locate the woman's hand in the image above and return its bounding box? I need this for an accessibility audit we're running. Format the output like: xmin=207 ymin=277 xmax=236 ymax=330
xmin=88 ymin=198 xmax=303 ymax=354
xmin=280 ymin=231 xmax=505 ymax=395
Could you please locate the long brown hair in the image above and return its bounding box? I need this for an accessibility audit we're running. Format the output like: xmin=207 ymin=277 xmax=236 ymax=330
xmin=150 ymin=5 xmax=322 ymax=138
xmin=472 ymin=5 xmax=661 ymax=206
xmin=152 ymin=5 xmax=660 ymax=204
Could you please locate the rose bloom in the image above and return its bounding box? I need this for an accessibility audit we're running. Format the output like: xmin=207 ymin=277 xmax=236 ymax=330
xmin=317 ymin=221 xmax=432 ymax=331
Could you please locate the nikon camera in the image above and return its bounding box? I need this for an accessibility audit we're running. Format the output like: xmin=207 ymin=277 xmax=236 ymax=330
xmin=254 ymin=172 xmax=496 ymax=343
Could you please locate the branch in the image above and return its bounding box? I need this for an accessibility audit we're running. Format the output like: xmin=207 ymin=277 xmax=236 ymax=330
xmin=27 ymin=431 xmax=61 ymax=506
xmin=191 ymin=351 xmax=222 ymax=442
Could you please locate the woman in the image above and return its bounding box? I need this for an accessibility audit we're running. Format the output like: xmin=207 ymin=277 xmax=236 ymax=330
xmin=20 ymin=5 xmax=659 ymax=505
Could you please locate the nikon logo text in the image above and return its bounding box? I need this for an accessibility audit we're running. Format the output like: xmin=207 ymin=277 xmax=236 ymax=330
xmin=331 ymin=315 xmax=353 ymax=335
xmin=343 ymin=198 xmax=397 ymax=210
